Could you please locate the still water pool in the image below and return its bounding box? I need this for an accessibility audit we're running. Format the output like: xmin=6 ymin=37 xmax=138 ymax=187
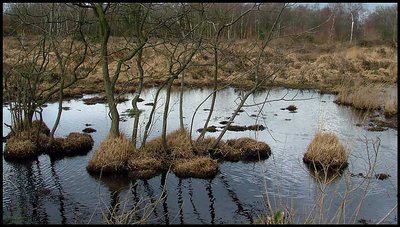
xmin=2 ymin=87 xmax=397 ymax=224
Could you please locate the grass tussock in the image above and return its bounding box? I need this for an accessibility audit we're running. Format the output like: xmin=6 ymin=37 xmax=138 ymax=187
xmin=166 ymin=128 xmax=194 ymax=159
xmin=32 ymin=120 xmax=50 ymax=135
xmin=172 ymin=156 xmax=218 ymax=178
xmin=303 ymin=132 xmax=348 ymax=170
xmin=4 ymin=137 xmax=38 ymax=159
xmin=224 ymin=138 xmax=271 ymax=162
xmin=335 ymin=83 xmax=383 ymax=110
xmin=60 ymin=133 xmax=94 ymax=155
xmin=87 ymin=134 xmax=134 ymax=174
xmin=127 ymin=151 xmax=166 ymax=179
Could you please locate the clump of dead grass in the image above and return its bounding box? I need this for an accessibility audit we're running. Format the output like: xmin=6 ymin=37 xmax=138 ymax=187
xmin=4 ymin=136 xmax=38 ymax=159
xmin=166 ymin=128 xmax=194 ymax=159
xmin=172 ymin=156 xmax=218 ymax=178
xmin=32 ymin=120 xmax=50 ymax=135
xmin=87 ymin=134 xmax=134 ymax=174
xmin=127 ymin=153 xmax=166 ymax=179
xmin=384 ymin=89 xmax=398 ymax=117
xmin=303 ymin=132 xmax=348 ymax=170
xmin=335 ymin=83 xmax=383 ymax=110
xmin=224 ymin=137 xmax=271 ymax=162
xmin=60 ymin=132 xmax=94 ymax=155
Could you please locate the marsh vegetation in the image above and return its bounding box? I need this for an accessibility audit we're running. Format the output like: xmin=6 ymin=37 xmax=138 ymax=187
xmin=3 ymin=2 xmax=397 ymax=224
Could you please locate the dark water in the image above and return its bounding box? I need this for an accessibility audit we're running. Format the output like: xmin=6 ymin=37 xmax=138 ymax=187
xmin=2 ymin=87 xmax=397 ymax=224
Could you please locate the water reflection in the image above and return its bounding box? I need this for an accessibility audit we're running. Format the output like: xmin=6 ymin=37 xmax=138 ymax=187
xmin=219 ymin=174 xmax=253 ymax=223
xmin=49 ymin=160 xmax=67 ymax=224
xmin=2 ymin=87 xmax=397 ymax=224
xmin=160 ymin=172 xmax=169 ymax=225
xmin=304 ymin=164 xmax=345 ymax=185
xmin=188 ymin=178 xmax=206 ymax=224
xmin=177 ymin=178 xmax=184 ymax=224
xmin=206 ymin=179 xmax=216 ymax=224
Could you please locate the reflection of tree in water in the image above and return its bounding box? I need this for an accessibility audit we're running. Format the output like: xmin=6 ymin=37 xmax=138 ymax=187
xmin=49 ymin=160 xmax=67 ymax=224
xmin=206 ymin=179 xmax=216 ymax=224
xmin=4 ymin=157 xmax=50 ymax=224
xmin=143 ymin=179 xmax=160 ymax=219
xmin=160 ymin=172 xmax=169 ymax=225
xmin=219 ymin=174 xmax=254 ymax=223
xmin=305 ymin=164 xmax=344 ymax=185
xmin=188 ymin=178 xmax=206 ymax=224
xmin=177 ymin=178 xmax=184 ymax=224
xmin=88 ymin=173 xmax=131 ymax=223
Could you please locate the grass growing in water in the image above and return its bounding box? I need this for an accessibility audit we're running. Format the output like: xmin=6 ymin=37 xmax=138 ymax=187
xmin=335 ymin=83 xmax=383 ymax=110
xmin=4 ymin=137 xmax=37 ymax=159
xmin=172 ymin=156 xmax=218 ymax=178
xmin=87 ymin=134 xmax=134 ymax=174
xmin=303 ymin=132 xmax=348 ymax=170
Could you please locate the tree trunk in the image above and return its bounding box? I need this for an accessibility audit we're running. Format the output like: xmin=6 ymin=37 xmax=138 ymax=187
xmin=161 ymin=78 xmax=174 ymax=151
xmin=350 ymin=12 xmax=354 ymax=44
xmin=179 ymin=70 xmax=185 ymax=129
xmin=95 ymin=4 xmax=120 ymax=138
xmin=131 ymin=49 xmax=144 ymax=148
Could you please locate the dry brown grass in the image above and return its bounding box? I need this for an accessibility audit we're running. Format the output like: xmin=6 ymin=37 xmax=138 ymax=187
xmin=335 ymin=83 xmax=383 ymax=110
xmin=384 ymin=88 xmax=398 ymax=117
xmin=127 ymin=153 xmax=165 ymax=179
xmin=32 ymin=120 xmax=50 ymax=135
xmin=60 ymin=132 xmax=94 ymax=155
xmin=87 ymin=134 xmax=134 ymax=174
xmin=140 ymin=128 xmax=194 ymax=158
xmin=172 ymin=156 xmax=218 ymax=178
xmin=224 ymin=137 xmax=271 ymax=162
xmin=4 ymin=137 xmax=38 ymax=159
xmin=303 ymin=132 xmax=348 ymax=170
xmin=166 ymin=128 xmax=194 ymax=159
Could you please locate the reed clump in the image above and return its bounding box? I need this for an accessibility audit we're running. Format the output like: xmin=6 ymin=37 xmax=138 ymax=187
xmin=172 ymin=156 xmax=218 ymax=178
xmin=303 ymin=132 xmax=348 ymax=170
xmin=87 ymin=134 xmax=134 ymax=174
